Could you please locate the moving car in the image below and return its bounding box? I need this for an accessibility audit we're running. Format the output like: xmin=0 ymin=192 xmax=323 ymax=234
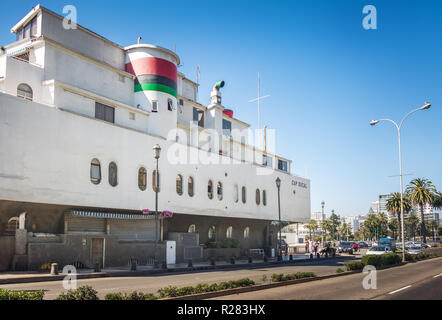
xmin=358 ymin=241 xmax=369 ymax=248
xmin=366 ymin=246 xmax=393 ymax=255
xmin=406 ymin=246 xmax=423 ymax=255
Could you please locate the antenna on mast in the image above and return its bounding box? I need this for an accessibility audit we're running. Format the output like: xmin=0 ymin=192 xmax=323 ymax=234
xmin=248 ymin=73 xmax=270 ymax=130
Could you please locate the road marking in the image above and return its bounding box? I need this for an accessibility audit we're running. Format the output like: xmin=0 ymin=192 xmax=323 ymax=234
xmin=433 ymin=273 xmax=442 ymax=278
xmin=388 ymin=285 xmax=411 ymax=295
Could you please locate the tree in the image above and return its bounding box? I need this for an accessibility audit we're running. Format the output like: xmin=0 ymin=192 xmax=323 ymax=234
xmin=364 ymin=213 xmax=380 ymax=240
xmin=321 ymin=219 xmax=332 ymax=242
xmin=386 ymin=193 xmax=412 ymax=242
xmin=427 ymin=220 xmax=439 ymax=241
xmin=377 ymin=212 xmax=389 ymax=238
xmin=339 ymin=222 xmax=352 ymax=241
xmin=433 ymin=191 xmax=442 ymax=210
xmin=406 ymin=213 xmax=420 ymax=241
xmin=329 ymin=213 xmax=341 ymax=240
xmin=406 ymin=178 xmax=437 ymax=243
xmin=306 ymin=220 xmax=318 ymax=242
xmin=388 ymin=219 xmax=398 ymax=240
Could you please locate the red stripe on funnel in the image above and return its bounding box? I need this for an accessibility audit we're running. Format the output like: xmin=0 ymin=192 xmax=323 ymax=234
xmin=126 ymin=57 xmax=177 ymax=81
xmin=223 ymin=109 xmax=233 ymax=118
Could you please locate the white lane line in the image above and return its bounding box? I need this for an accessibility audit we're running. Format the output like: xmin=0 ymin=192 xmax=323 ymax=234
xmin=388 ymin=285 xmax=411 ymax=295
xmin=433 ymin=273 xmax=442 ymax=278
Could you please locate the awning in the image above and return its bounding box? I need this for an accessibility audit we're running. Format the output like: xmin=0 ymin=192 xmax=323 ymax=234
xmin=71 ymin=210 xmax=156 ymax=220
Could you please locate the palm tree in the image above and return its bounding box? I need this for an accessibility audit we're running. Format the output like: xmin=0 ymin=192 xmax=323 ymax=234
xmin=406 ymin=178 xmax=437 ymax=243
xmin=321 ymin=219 xmax=332 ymax=242
xmin=406 ymin=213 xmax=420 ymax=241
xmin=433 ymin=191 xmax=442 ymax=210
xmin=306 ymin=220 xmax=318 ymax=242
xmin=339 ymin=222 xmax=351 ymax=241
xmin=386 ymin=193 xmax=412 ymax=242
xmin=388 ymin=219 xmax=398 ymax=240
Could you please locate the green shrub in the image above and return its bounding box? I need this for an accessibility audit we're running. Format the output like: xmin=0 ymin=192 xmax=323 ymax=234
xmin=0 ymin=289 xmax=45 ymax=300
xmin=336 ymin=268 xmax=345 ymax=273
xmin=104 ymin=291 xmax=158 ymax=300
xmin=344 ymin=261 xmax=364 ymax=271
xmin=56 ymin=285 xmax=99 ymax=300
xmin=361 ymin=253 xmax=401 ymax=268
xmin=271 ymin=272 xmax=316 ymax=282
xmin=156 ymin=278 xmax=255 ymax=298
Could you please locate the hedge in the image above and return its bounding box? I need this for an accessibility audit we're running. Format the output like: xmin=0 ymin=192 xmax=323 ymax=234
xmin=0 ymin=289 xmax=45 ymax=300
xmin=105 ymin=291 xmax=158 ymax=300
xmin=344 ymin=261 xmax=365 ymax=271
xmin=56 ymin=286 xmax=99 ymax=300
xmin=361 ymin=253 xmax=402 ymax=268
xmin=271 ymin=272 xmax=316 ymax=282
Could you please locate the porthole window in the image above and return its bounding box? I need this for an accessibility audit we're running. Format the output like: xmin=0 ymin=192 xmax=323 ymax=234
xmin=208 ymin=180 xmax=213 ymax=199
xmin=233 ymin=184 xmax=239 ymax=203
xmin=176 ymin=174 xmax=183 ymax=195
xmin=242 ymin=186 xmax=247 ymax=204
xmin=256 ymin=189 xmax=261 ymax=205
xmin=217 ymin=182 xmax=223 ymax=200
xmin=90 ymin=159 xmax=101 ymax=185
xmin=188 ymin=224 xmax=196 ymax=233
xmin=263 ymin=190 xmax=267 ymax=206
xmin=226 ymin=226 xmax=233 ymax=239
xmin=152 ymin=170 xmax=160 ymax=192
xmin=17 ymin=83 xmax=33 ymax=101
xmin=138 ymin=167 xmax=147 ymax=191
xmin=188 ymin=177 xmax=194 ymax=197
xmin=208 ymin=226 xmax=216 ymax=241
xmin=109 ymin=162 xmax=118 ymax=187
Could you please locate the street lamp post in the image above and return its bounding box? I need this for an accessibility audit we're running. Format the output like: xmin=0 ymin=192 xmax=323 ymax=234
xmin=321 ymin=201 xmax=325 ymax=244
xmin=276 ymin=177 xmax=282 ymax=261
xmin=153 ymin=144 xmax=161 ymax=268
xmin=370 ymin=102 xmax=431 ymax=262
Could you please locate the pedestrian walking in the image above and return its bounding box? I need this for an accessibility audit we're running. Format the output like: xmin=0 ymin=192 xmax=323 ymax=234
xmin=305 ymin=241 xmax=309 ymax=253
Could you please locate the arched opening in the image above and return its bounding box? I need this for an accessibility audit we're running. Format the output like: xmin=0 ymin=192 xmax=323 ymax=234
xmin=217 ymin=182 xmax=223 ymax=200
xmin=188 ymin=224 xmax=196 ymax=233
xmin=138 ymin=167 xmax=147 ymax=191
xmin=242 ymin=186 xmax=247 ymax=204
xmin=208 ymin=180 xmax=213 ymax=199
xmin=176 ymin=174 xmax=183 ymax=196
xmin=108 ymin=162 xmax=118 ymax=187
xmin=90 ymin=158 xmax=101 ymax=185
xmin=17 ymin=83 xmax=33 ymax=101
xmin=226 ymin=226 xmax=233 ymax=239
xmin=256 ymin=189 xmax=261 ymax=205
xmin=152 ymin=170 xmax=160 ymax=192
xmin=244 ymin=227 xmax=250 ymax=239
xmin=5 ymin=217 xmax=19 ymax=235
xmin=233 ymin=184 xmax=239 ymax=203
xmin=208 ymin=226 xmax=216 ymax=241
xmin=263 ymin=190 xmax=267 ymax=206
xmin=188 ymin=177 xmax=194 ymax=197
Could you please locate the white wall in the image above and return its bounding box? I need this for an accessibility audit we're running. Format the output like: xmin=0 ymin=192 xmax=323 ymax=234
xmin=0 ymin=93 xmax=311 ymax=223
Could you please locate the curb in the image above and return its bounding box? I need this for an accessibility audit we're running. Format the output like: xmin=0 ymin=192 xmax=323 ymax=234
xmin=0 ymin=256 xmax=355 ymax=285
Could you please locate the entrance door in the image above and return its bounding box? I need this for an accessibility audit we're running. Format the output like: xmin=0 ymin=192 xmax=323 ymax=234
xmin=91 ymin=238 xmax=104 ymax=268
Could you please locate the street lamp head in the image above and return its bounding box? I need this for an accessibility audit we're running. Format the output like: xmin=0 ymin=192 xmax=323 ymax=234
xmin=370 ymin=120 xmax=380 ymax=126
xmin=275 ymin=177 xmax=281 ymax=188
xmin=321 ymin=201 xmax=325 ymax=207
xmin=153 ymin=144 xmax=161 ymax=159
xmin=420 ymin=102 xmax=431 ymax=110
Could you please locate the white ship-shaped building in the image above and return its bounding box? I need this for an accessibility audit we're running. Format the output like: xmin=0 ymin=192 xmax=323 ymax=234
xmin=0 ymin=5 xmax=310 ymax=270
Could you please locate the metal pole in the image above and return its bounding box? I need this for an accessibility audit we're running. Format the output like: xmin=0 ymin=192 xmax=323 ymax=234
xmin=277 ymin=185 xmax=282 ymax=260
xmin=154 ymin=158 xmax=159 ymax=268
xmin=398 ymin=127 xmax=406 ymax=263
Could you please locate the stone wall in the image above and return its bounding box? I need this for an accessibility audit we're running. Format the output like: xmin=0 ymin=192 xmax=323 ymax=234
xmin=0 ymin=236 xmax=15 ymax=271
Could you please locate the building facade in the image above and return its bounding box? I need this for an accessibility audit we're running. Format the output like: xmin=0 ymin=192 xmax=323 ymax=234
xmin=0 ymin=5 xmax=311 ymax=270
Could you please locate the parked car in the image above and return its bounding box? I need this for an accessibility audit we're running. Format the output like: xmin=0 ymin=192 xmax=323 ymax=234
xmin=358 ymin=241 xmax=368 ymax=248
xmin=338 ymin=241 xmax=354 ymax=254
xmin=413 ymin=241 xmax=431 ymax=248
xmin=366 ymin=246 xmax=393 ymax=255
xmin=406 ymin=246 xmax=424 ymax=255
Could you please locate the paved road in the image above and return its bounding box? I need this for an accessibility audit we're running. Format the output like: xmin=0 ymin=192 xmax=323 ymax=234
xmin=0 ymin=259 xmax=351 ymax=299
xmin=210 ymin=257 xmax=442 ymax=300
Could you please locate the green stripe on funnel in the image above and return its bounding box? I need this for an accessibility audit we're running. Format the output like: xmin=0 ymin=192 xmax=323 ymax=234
xmin=135 ymin=83 xmax=178 ymax=98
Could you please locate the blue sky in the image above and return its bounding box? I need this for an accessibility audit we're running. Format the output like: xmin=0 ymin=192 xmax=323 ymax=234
xmin=1 ymin=0 xmax=441 ymax=217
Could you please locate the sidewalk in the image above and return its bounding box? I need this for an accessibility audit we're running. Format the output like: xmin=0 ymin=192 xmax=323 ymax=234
xmin=0 ymin=253 xmax=355 ymax=285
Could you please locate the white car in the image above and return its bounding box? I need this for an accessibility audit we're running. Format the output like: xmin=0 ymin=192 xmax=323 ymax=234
xmin=366 ymin=246 xmax=392 ymax=255
xmin=407 ymin=246 xmax=423 ymax=255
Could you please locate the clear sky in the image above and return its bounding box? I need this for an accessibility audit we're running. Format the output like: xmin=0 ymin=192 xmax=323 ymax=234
xmin=1 ymin=0 xmax=441 ymax=217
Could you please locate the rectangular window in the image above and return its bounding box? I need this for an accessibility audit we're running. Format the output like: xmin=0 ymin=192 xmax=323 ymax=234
xmin=179 ymin=99 xmax=184 ymax=106
xmin=95 ymin=102 xmax=115 ymax=123
xmin=30 ymin=17 xmax=38 ymax=37
xmin=168 ymin=98 xmax=174 ymax=111
xmin=278 ymin=160 xmax=288 ymax=172
xmin=152 ymin=101 xmax=158 ymax=112
xmin=193 ymin=107 xmax=204 ymax=128
xmin=263 ymin=155 xmax=273 ymax=167
xmin=222 ymin=119 xmax=232 ymax=136
xmin=24 ymin=24 xmax=31 ymax=39
xmin=129 ymin=112 xmax=135 ymax=120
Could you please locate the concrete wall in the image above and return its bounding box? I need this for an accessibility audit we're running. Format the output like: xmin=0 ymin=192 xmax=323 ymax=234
xmin=0 ymin=236 xmax=15 ymax=271
xmin=27 ymin=234 xmax=167 ymax=270
xmin=0 ymin=93 xmax=311 ymax=223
